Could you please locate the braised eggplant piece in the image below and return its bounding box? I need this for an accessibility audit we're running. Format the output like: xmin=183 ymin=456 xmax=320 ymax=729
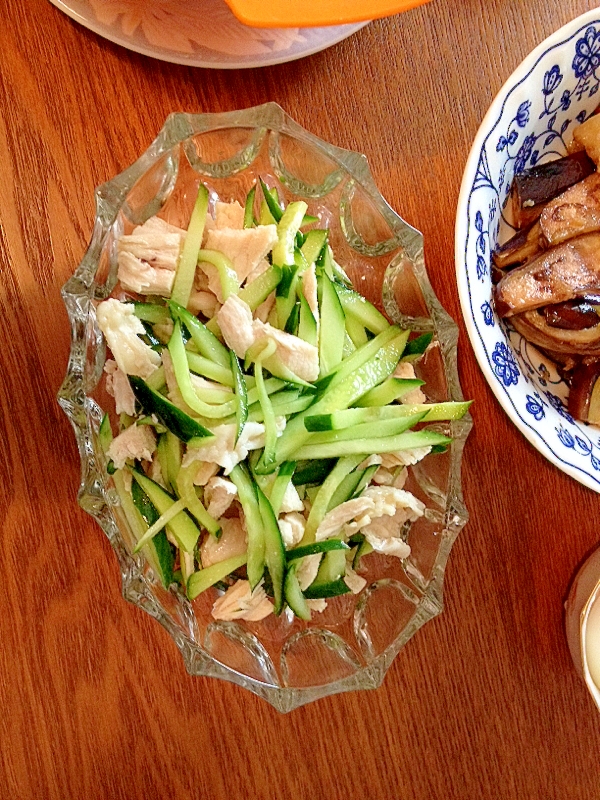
xmin=494 ymin=233 xmax=600 ymax=318
xmin=543 ymin=299 xmax=600 ymax=329
xmin=511 ymin=150 xmax=595 ymax=229
xmin=511 ymin=310 xmax=600 ymax=355
xmin=568 ymin=359 xmax=600 ymax=423
xmin=540 ymin=172 xmax=600 ymax=245
xmin=492 ymin=221 xmax=542 ymax=270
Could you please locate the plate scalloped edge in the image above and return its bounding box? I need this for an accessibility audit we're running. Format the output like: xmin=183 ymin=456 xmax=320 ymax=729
xmin=455 ymin=8 xmax=600 ymax=494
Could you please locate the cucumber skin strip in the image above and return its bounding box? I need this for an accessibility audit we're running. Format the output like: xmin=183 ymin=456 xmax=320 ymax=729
xmin=256 ymin=486 xmax=285 ymax=614
xmin=132 ymin=498 xmax=187 ymax=553
xmin=129 ymin=377 xmax=213 ymax=443
xmin=305 ymin=401 xmax=472 ymax=430
xmin=283 ymin=565 xmax=312 ymax=621
xmin=230 ymin=351 xmax=248 ymax=443
xmin=254 ymin=340 xmax=278 ymax=469
xmin=171 ymin=184 xmax=209 ymax=308
xmin=268 ymin=461 xmax=296 ymax=517
xmin=302 ymin=455 xmax=365 ymax=544
xmin=187 ymin=553 xmax=248 ymax=600
xmin=294 ymin=429 xmax=452 ymax=461
xmin=229 ymin=464 xmax=265 ymax=589
xmin=131 ymin=469 xmax=201 ymax=553
xmin=113 ymin=470 xmax=173 ymax=589
xmin=286 ymin=539 xmax=349 ymax=561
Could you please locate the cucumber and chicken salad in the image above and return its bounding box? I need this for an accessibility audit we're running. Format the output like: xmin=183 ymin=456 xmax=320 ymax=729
xmin=97 ymin=180 xmax=470 ymax=622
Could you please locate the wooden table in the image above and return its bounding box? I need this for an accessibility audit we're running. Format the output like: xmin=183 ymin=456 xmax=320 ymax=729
xmin=2 ymin=1 xmax=600 ymax=797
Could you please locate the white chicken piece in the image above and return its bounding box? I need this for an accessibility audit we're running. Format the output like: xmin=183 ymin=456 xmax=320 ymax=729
xmin=213 ymin=201 xmax=245 ymax=230
xmin=118 ymin=216 xmax=186 ymax=270
xmin=117 ymin=216 xmax=186 ymax=295
xmin=359 ymin=486 xmax=425 ymax=559
xmin=201 ymin=517 xmax=247 ymax=568
xmin=306 ymin=599 xmax=327 ymax=613
xmin=361 ymin=513 xmax=412 ymax=559
xmin=107 ymin=423 xmax=156 ymax=470
xmin=104 ymin=360 xmax=136 ymax=416
xmin=193 ymin=461 xmax=219 ymax=486
xmin=217 ymin=294 xmax=320 ymax=382
xmin=204 ymin=476 xmax=238 ymax=519
xmin=296 ymin=554 xmax=322 ymax=591
xmin=97 ymin=299 xmax=160 ymax=378
xmin=204 ymin=225 xmax=278 ymax=285
xmin=254 ymin=291 xmax=275 ymax=324
xmin=216 ymin=294 xmax=256 ymax=359
xmin=117 ymin=251 xmax=176 ymax=296
xmin=372 ymin=467 xmax=395 ymax=486
xmin=188 ymin=290 xmax=219 ymax=319
xmin=182 ymin=418 xmax=285 ymax=475
xmin=211 ymin=579 xmax=273 ymax=622
xmin=315 ymin=496 xmax=374 ymax=542
xmin=380 ymin=447 xmax=432 ymax=468
xmin=279 ymin=481 xmax=304 ymax=513
xmin=278 ymin=512 xmax=306 ymax=549
xmin=361 ymin=485 xmax=425 ymax=522
xmin=315 ymin=486 xmax=425 ymax=553
xmin=344 ymin=563 xmax=367 ymax=594
xmin=245 ymin=257 xmax=271 ymax=286
xmin=253 ymin=320 xmax=319 ymax=383
xmin=394 ymin=361 xmax=427 ymax=405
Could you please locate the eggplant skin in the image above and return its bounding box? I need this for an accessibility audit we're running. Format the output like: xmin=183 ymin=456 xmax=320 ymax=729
xmin=512 ymin=150 xmax=595 ymax=228
xmin=494 ymin=233 xmax=600 ymax=318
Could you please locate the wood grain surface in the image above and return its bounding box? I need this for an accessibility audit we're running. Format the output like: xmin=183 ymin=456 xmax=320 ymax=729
xmin=2 ymin=1 xmax=600 ymax=798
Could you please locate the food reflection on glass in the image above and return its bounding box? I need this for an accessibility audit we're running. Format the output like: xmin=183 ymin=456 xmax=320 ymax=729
xmin=98 ymin=179 xmax=471 ymax=623
xmin=492 ymin=112 xmax=600 ymax=425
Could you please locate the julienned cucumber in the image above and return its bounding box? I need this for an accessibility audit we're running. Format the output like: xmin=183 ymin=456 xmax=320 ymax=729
xmin=131 ymin=469 xmax=201 ymax=553
xmin=304 ymin=401 xmax=471 ymax=431
xmin=128 ymin=376 xmax=214 ymax=443
xmin=187 ymin=553 xmax=248 ymax=600
xmin=100 ymin=183 xmax=470 ymax=619
xmin=112 ymin=469 xmax=174 ymax=589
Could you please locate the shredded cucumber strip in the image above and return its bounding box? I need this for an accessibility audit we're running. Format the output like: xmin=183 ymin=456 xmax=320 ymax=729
xmin=254 ymin=339 xmax=278 ymax=470
xmin=168 ymin=301 xmax=230 ymax=367
xmin=168 ymin=321 xmax=237 ymax=419
xmin=175 ymin=462 xmax=221 ymax=536
xmin=171 ymin=184 xmax=209 ymax=308
xmin=301 ymin=455 xmax=365 ymax=544
xmin=187 ymin=553 xmax=248 ymax=601
xmin=197 ymin=249 xmax=239 ymax=301
xmin=229 ymin=464 xmax=265 ymax=589
xmin=294 ymin=429 xmax=452 ymax=461
xmin=133 ymin=498 xmax=187 ymax=553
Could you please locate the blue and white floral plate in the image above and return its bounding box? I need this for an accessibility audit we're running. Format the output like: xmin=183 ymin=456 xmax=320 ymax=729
xmin=456 ymin=9 xmax=600 ymax=493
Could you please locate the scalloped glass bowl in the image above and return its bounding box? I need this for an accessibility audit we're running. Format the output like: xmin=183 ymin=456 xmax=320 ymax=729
xmin=59 ymin=103 xmax=471 ymax=711
xmin=456 ymin=10 xmax=600 ymax=493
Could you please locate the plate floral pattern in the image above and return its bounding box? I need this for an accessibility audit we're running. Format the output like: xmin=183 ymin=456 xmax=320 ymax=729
xmin=456 ymin=11 xmax=600 ymax=492
xmin=49 ymin=0 xmax=368 ymax=68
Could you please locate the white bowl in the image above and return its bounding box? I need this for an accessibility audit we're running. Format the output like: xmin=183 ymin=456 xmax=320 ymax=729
xmin=456 ymin=8 xmax=600 ymax=492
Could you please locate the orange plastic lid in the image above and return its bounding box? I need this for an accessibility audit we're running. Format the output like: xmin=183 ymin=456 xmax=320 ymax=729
xmin=222 ymin=0 xmax=430 ymax=28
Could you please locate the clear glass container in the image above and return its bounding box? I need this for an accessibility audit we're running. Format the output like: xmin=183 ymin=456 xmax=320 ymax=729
xmin=58 ymin=103 xmax=471 ymax=711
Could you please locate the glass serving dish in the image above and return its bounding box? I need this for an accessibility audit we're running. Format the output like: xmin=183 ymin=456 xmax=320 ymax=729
xmin=58 ymin=103 xmax=471 ymax=711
